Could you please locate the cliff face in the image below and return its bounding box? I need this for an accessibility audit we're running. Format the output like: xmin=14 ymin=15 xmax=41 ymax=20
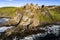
xmin=0 ymin=4 xmax=60 ymax=39
xmin=0 ymin=4 xmax=60 ymax=27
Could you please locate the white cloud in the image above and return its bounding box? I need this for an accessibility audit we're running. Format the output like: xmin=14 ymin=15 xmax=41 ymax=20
xmin=6 ymin=0 xmax=13 ymax=2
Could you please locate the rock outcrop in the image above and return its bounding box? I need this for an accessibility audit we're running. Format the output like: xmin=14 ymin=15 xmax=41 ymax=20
xmin=0 ymin=4 xmax=60 ymax=40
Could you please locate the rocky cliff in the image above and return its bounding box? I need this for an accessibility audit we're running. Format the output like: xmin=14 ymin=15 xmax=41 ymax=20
xmin=0 ymin=4 xmax=60 ymax=39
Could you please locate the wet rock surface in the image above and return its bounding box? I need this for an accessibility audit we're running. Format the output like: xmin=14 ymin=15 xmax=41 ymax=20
xmin=0 ymin=25 xmax=60 ymax=40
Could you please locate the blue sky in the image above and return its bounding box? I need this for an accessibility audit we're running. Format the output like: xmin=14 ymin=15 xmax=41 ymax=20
xmin=0 ymin=0 xmax=60 ymax=7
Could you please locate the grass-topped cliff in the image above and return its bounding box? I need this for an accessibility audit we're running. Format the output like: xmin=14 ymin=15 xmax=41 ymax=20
xmin=0 ymin=4 xmax=60 ymax=26
xmin=0 ymin=4 xmax=60 ymax=39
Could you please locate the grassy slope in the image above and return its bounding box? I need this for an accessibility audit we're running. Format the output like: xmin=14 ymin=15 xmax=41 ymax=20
xmin=49 ymin=6 xmax=60 ymax=22
xmin=0 ymin=7 xmax=16 ymax=17
xmin=0 ymin=7 xmax=24 ymax=18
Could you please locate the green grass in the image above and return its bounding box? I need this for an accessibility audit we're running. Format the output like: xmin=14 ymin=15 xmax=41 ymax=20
xmin=49 ymin=7 xmax=60 ymax=22
xmin=0 ymin=7 xmax=24 ymax=18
